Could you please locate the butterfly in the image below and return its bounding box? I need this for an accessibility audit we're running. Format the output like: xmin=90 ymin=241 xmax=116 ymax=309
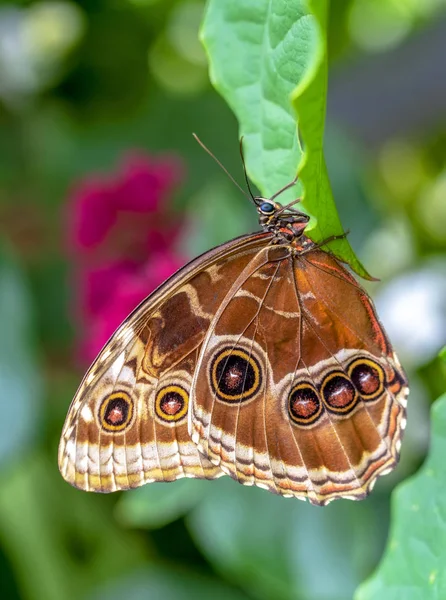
xmin=59 ymin=140 xmax=408 ymax=506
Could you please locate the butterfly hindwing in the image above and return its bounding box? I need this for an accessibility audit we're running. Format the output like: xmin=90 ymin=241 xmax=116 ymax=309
xmin=189 ymin=243 xmax=408 ymax=505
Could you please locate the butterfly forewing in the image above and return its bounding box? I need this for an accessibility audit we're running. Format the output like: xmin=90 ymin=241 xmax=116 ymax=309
xmin=59 ymin=234 xmax=270 ymax=491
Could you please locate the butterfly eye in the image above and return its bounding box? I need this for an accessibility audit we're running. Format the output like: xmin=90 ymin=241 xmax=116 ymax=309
xmin=321 ymin=372 xmax=358 ymax=414
xmin=210 ymin=347 xmax=262 ymax=403
xmin=259 ymin=201 xmax=276 ymax=215
xmin=99 ymin=392 xmax=134 ymax=432
xmin=288 ymin=383 xmax=322 ymax=426
xmin=348 ymin=358 xmax=384 ymax=401
xmin=155 ymin=385 xmax=189 ymax=423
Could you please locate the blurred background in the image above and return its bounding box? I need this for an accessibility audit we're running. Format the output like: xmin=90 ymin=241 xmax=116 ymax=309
xmin=0 ymin=1 xmax=445 ymax=599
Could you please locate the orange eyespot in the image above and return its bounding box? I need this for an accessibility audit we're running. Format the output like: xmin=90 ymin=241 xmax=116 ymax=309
xmin=348 ymin=358 xmax=384 ymax=401
xmin=288 ymin=383 xmax=322 ymax=426
xmin=99 ymin=392 xmax=134 ymax=432
xmin=155 ymin=385 xmax=189 ymax=423
xmin=210 ymin=347 xmax=261 ymax=403
xmin=321 ymin=372 xmax=358 ymax=414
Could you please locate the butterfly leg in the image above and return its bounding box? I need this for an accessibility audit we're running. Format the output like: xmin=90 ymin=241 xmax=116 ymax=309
xmin=300 ymin=231 xmax=350 ymax=255
xmin=269 ymin=174 xmax=299 ymax=202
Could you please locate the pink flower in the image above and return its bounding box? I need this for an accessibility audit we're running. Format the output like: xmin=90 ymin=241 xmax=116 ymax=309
xmin=67 ymin=151 xmax=185 ymax=363
xmin=68 ymin=178 xmax=117 ymax=251
xmin=78 ymin=253 xmax=183 ymax=362
xmin=68 ymin=153 xmax=183 ymax=257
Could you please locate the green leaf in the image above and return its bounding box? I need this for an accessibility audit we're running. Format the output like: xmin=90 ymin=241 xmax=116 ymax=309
xmin=355 ymin=394 xmax=446 ymax=600
xmin=201 ymin=0 xmax=369 ymax=277
xmin=0 ymin=251 xmax=43 ymax=468
xmin=291 ymin=0 xmax=369 ymax=277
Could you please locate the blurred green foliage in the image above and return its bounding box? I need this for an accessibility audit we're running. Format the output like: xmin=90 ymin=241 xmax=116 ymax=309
xmin=0 ymin=1 xmax=445 ymax=599
xmin=356 ymin=392 xmax=446 ymax=599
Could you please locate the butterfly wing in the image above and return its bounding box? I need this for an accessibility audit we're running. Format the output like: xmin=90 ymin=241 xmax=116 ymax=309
xmin=189 ymin=242 xmax=408 ymax=506
xmin=59 ymin=233 xmax=271 ymax=491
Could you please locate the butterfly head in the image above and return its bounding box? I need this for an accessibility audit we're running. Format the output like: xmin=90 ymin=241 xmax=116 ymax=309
xmin=254 ymin=196 xmax=310 ymax=241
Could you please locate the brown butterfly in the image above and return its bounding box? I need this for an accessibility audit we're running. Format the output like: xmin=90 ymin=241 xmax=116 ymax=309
xmin=59 ymin=139 xmax=408 ymax=506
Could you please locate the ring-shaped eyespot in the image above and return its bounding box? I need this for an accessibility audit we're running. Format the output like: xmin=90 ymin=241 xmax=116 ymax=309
xmin=348 ymin=358 xmax=384 ymax=401
xmin=321 ymin=372 xmax=358 ymax=414
xmin=288 ymin=383 xmax=322 ymax=426
xmin=155 ymin=385 xmax=189 ymax=423
xmin=210 ymin=347 xmax=262 ymax=403
xmin=99 ymin=392 xmax=134 ymax=432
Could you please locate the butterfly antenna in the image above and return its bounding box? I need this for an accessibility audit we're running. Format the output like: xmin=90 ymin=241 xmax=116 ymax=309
xmin=192 ymin=133 xmax=250 ymax=200
xmin=239 ymin=137 xmax=256 ymax=202
xmin=275 ymin=197 xmax=303 ymax=216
